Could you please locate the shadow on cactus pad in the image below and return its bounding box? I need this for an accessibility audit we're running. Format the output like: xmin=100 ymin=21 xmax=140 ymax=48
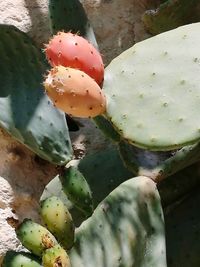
xmin=70 ymin=177 xmax=166 ymax=267
xmin=0 ymin=24 xmax=72 ymax=165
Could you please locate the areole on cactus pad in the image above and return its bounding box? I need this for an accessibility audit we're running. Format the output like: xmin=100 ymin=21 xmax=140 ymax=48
xmin=43 ymin=66 xmax=106 ymax=118
xmin=45 ymin=32 xmax=104 ymax=86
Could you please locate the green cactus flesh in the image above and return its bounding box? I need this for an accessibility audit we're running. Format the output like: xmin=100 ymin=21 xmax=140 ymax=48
xmin=103 ymin=23 xmax=200 ymax=151
xmin=42 ymin=245 xmax=71 ymax=267
xmin=49 ymin=0 xmax=98 ymax=48
xmin=119 ymin=140 xmax=200 ymax=181
xmin=93 ymin=115 xmax=121 ymax=142
xmin=40 ymin=196 xmax=75 ymax=250
xmin=16 ymin=219 xmax=57 ymax=257
xmin=69 ymin=176 xmax=166 ymax=267
xmin=143 ymin=0 xmax=200 ymax=35
xmin=0 ymin=24 xmax=72 ymax=165
xmin=78 ymin=147 xmax=133 ymax=208
xmin=165 ymin=186 xmax=200 ymax=267
xmin=2 ymin=251 xmax=42 ymax=267
xmin=59 ymin=166 xmax=94 ymax=216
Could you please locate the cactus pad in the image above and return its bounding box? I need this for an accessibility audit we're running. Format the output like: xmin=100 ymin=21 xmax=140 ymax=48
xmin=0 ymin=25 xmax=72 ymax=165
xmin=69 ymin=177 xmax=166 ymax=267
xmin=103 ymin=23 xmax=200 ymax=150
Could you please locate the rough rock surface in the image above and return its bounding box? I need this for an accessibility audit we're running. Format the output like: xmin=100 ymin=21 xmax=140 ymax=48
xmin=0 ymin=0 xmax=160 ymax=263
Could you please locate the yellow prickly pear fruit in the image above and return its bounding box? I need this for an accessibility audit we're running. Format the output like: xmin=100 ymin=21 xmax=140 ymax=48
xmin=42 ymin=245 xmax=71 ymax=267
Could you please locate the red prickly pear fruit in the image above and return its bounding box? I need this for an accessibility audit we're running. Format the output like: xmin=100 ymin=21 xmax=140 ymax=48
xmin=43 ymin=66 xmax=106 ymax=118
xmin=45 ymin=32 xmax=104 ymax=86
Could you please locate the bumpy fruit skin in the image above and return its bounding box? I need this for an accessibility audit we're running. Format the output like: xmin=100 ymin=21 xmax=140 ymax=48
xmin=43 ymin=66 xmax=106 ymax=118
xmin=2 ymin=251 xmax=42 ymax=267
xmin=16 ymin=219 xmax=57 ymax=257
xmin=42 ymin=245 xmax=71 ymax=267
xmin=45 ymin=32 xmax=104 ymax=86
xmin=40 ymin=196 xmax=75 ymax=250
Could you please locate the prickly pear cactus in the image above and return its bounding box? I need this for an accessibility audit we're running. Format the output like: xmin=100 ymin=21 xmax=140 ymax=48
xmin=41 ymin=147 xmax=132 ymax=214
xmin=0 ymin=24 xmax=72 ymax=165
xmin=2 ymin=251 xmax=41 ymax=267
xmin=103 ymin=23 xmax=200 ymax=151
xmin=69 ymin=176 xmax=166 ymax=267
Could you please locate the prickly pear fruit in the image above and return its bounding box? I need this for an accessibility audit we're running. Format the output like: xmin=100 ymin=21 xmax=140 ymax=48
xmin=40 ymin=196 xmax=75 ymax=250
xmin=45 ymin=32 xmax=104 ymax=86
xmin=2 ymin=251 xmax=42 ymax=267
xmin=59 ymin=166 xmax=93 ymax=216
xmin=42 ymin=245 xmax=71 ymax=267
xmin=16 ymin=219 xmax=57 ymax=257
xmin=43 ymin=66 xmax=106 ymax=118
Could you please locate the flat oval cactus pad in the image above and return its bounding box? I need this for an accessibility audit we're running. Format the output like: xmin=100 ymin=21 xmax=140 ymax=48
xmin=103 ymin=23 xmax=200 ymax=151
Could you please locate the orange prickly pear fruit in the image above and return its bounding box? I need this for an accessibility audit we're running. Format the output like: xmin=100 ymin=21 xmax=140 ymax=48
xmin=43 ymin=66 xmax=106 ymax=118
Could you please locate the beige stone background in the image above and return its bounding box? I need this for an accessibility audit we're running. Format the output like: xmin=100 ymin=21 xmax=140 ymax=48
xmin=0 ymin=0 xmax=160 ymax=263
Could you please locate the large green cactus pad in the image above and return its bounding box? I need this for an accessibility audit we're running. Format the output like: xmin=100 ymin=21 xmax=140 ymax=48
xmin=69 ymin=177 xmax=166 ymax=267
xmin=103 ymin=23 xmax=200 ymax=151
xmin=0 ymin=25 xmax=72 ymax=165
